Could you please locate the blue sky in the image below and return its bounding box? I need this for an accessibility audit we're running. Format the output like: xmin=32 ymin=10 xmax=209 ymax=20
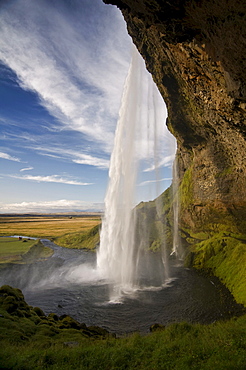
xmin=0 ymin=0 xmax=176 ymax=214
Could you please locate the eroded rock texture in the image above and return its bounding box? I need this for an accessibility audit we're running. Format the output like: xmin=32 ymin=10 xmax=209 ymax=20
xmin=104 ymin=0 xmax=246 ymax=236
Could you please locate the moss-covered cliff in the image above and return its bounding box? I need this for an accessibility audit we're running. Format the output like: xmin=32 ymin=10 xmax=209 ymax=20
xmin=103 ymin=0 xmax=246 ymax=305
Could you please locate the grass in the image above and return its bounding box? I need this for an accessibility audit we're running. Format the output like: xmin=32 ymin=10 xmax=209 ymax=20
xmin=55 ymin=224 xmax=100 ymax=250
xmin=0 ymin=237 xmax=53 ymax=264
xmin=0 ymin=215 xmax=102 ymax=264
xmin=0 ymin=215 xmax=102 ymax=267
xmin=0 ymin=215 xmax=101 ymax=240
xmin=0 ymin=237 xmax=38 ymax=263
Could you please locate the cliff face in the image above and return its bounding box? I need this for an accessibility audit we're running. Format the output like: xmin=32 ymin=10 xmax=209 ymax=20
xmin=104 ymin=0 xmax=246 ymax=234
xmin=103 ymin=0 xmax=246 ymax=305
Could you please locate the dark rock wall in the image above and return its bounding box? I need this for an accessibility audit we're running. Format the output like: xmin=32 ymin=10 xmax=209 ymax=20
xmin=104 ymin=0 xmax=246 ymax=235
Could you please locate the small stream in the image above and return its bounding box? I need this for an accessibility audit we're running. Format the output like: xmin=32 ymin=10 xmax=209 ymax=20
xmin=0 ymin=239 xmax=244 ymax=334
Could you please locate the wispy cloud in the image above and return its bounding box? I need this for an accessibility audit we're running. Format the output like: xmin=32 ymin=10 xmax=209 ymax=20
xmin=0 ymin=199 xmax=103 ymax=213
xmin=8 ymin=174 xmax=93 ymax=186
xmin=138 ymin=178 xmax=172 ymax=186
xmin=0 ymin=151 xmax=21 ymax=162
xmin=27 ymin=145 xmax=109 ymax=169
xmin=0 ymin=0 xmax=131 ymax=153
xmin=143 ymin=154 xmax=176 ymax=172
xmin=73 ymin=154 xmax=109 ymax=169
xmin=20 ymin=167 xmax=33 ymax=172
xmin=0 ymin=0 xmax=176 ymax=167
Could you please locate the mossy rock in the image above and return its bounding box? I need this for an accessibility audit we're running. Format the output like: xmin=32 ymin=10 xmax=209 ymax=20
xmin=87 ymin=325 xmax=110 ymax=338
xmin=0 ymin=285 xmax=32 ymax=316
xmin=48 ymin=312 xmax=59 ymax=321
xmin=33 ymin=306 xmax=46 ymax=317
xmin=150 ymin=323 xmax=165 ymax=332
xmin=58 ymin=315 xmax=82 ymax=330
xmin=0 ymin=285 xmax=25 ymax=301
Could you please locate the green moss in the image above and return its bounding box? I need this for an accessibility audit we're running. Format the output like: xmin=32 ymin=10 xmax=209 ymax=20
xmin=187 ymin=234 xmax=246 ymax=306
xmin=179 ymin=165 xmax=194 ymax=210
xmin=215 ymin=166 xmax=234 ymax=178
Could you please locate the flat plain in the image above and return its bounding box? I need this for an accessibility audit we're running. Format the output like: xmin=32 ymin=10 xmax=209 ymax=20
xmin=0 ymin=214 xmax=102 ymax=239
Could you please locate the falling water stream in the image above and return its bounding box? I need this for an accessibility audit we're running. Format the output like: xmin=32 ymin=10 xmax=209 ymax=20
xmin=97 ymin=48 xmax=140 ymax=297
xmin=97 ymin=47 xmax=170 ymax=300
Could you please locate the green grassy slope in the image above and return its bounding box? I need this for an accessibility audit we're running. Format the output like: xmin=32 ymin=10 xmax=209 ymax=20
xmin=0 ymin=238 xmax=53 ymax=264
xmin=0 ymin=285 xmax=245 ymax=370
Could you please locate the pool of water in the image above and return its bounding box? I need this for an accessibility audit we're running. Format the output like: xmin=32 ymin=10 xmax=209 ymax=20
xmin=0 ymin=240 xmax=244 ymax=334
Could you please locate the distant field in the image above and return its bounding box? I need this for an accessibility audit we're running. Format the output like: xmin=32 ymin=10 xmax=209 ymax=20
xmin=0 ymin=214 xmax=102 ymax=239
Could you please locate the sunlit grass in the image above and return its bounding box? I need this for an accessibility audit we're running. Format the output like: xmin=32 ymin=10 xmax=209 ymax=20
xmin=0 ymin=237 xmax=53 ymax=264
xmin=0 ymin=215 xmax=101 ymax=239
xmin=0 ymin=237 xmax=37 ymax=263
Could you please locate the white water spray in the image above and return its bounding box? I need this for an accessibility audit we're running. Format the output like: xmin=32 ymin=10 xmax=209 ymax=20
xmin=97 ymin=47 xmax=172 ymax=298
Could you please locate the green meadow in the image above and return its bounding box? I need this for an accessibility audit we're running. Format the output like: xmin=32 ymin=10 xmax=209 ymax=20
xmin=0 ymin=237 xmax=53 ymax=265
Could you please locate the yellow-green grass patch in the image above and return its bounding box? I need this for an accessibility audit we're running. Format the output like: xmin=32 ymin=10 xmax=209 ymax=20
xmin=0 ymin=215 xmax=101 ymax=239
xmin=0 ymin=237 xmax=37 ymax=263
xmin=0 ymin=238 xmax=53 ymax=264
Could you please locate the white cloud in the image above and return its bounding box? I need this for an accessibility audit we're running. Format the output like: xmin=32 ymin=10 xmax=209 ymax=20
xmin=143 ymin=154 xmax=176 ymax=172
xmin=73 ymin=154 xmax=109 ymax=169
xmin=0 ymin=151 xmax=21 ymax=162
xmin=138 ymin=178 xmax=173 ymax=186
xmin=0 ymin=0 xmax=131 ymax=153
xmin=8 ymin=174 xmax=92 ymax=186
xmin=20 ymin=167 xmax=33 ymax=172
xmin=0 ymin=199 xmax=104 ymax=213
xmin=28 ymin=145 xmax=109 ymax=169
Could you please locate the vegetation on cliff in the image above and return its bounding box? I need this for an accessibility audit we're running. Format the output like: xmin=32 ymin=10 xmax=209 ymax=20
xmin=54 ymin=224 xmax=100 ymax=250
xmin=185 ymin=234 xmax=246 ymax=306
xmin=0 ymin=285 xmax=246 ymax=369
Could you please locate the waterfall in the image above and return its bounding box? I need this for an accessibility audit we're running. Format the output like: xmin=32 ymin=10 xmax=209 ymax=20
xmin=97 ymin=46 xmax=171 ymax=299
xmin=171 ymin=156 xmax=181 ymax=257
xmin=97 ymin=47 xmax=141 ymax=297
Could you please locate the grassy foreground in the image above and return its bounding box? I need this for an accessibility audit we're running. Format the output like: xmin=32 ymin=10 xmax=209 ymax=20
xmin=0 ymin=285 xmax=245 ymax=370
